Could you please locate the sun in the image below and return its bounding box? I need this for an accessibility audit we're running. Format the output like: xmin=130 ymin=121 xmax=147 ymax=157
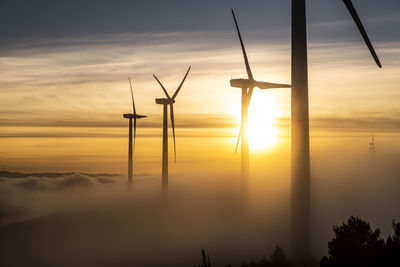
xmin=246 ymin=119 xmax=279 ymax=151
xmin=247 ymin=91 xmax=280 ymax=150
xmin=230 ymin=90 xmax=281 ymax=151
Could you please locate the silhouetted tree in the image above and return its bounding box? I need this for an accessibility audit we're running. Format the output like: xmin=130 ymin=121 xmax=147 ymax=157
xmin=196 ymin=249 xmax=231 ymax=267
xmin=270 ymin=246 xmax=288 ymax=266
xmin=198 ymin=249 xmax=211 ymax=267
xmin=382 ymin=220 xmax=400 ymax=266
xmin=196 ymin=218 xmax=400 ymax=267
xmin=320 ymin=216 xmax=387 ymax=267
xmin=241 ymin=246 xmax=303 ymax=267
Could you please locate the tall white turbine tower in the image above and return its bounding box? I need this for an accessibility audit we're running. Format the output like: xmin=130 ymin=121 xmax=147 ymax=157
xmin=123 ymin=78 xmax=146 ymax=185
xmin=291 ymin=0 xmax=381 ymax=262
xmin=153 ymin=67 xmax=191 ymax=194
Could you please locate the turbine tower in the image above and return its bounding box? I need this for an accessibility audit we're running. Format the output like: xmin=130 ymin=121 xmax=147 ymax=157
xmin=153 ymin=66 xmax=191 ymax=193
xmin=230 ymin=9 xmax=290 ymax=183
xmin=123 ymin=78 xmax=146 ymax=185
xmin=291 ymin=0 xmax=381 ymax=261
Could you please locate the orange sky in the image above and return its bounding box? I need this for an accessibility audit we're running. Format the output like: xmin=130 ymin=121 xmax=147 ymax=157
xmin=1 ymin=30 xmax=399 ymax=173
xmin=1 ymin=31 xmax=399 ymax=133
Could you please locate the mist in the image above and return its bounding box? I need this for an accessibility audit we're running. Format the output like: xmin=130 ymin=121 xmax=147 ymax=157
xmin=1 ymin=134 xmax=399 ymax=266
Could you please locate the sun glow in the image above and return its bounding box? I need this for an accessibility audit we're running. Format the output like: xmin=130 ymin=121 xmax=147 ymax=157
xmin=247 ymin=91 xmax=280 ymax=150
xmin=230 ymin=90 xmax=281 ymax=152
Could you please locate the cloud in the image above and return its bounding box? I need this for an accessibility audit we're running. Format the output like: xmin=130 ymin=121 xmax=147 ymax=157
xmin=1 ymin=114 xmax=400 ymax=139
xmin=0 ymin=170 xmax=119 ymax=178
xmin=0 ymin=167 xmax=292 ymax=267
xmin=16 ymin=175 xmax=98 ymax=191
xmin=310 ymin=116 xmax=400 ymax=132
xmin=1 ymin=143 xmax=400 ymax=265
xmin=0 ymin=26 xmax=399 ymax=140
xmin=0 ymin=170 xmax=157 ymax=226
xmin=0 ymin=171 xmax=121 ymax=192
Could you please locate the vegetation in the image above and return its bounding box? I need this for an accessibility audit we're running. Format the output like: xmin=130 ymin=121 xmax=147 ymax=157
xmin=197 ymin=216 xmax=400 ymax=267
xmin=197 ymin=249 xmax=212 ymax=267
xmin=321 ymin=216 xmax=400 ymax=267
xmin=240 ymin=246 xmax=311 ymax=267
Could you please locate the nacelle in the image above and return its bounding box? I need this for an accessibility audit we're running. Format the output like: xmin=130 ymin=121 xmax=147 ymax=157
xmin=155 ymin=98 xmax=175 ymax=105
xmin=230 ymin=78 xmax=254 ymax=89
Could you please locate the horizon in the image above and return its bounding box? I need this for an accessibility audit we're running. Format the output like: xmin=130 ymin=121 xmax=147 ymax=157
xmin=1 ymin=1 xmax=400 ymax=266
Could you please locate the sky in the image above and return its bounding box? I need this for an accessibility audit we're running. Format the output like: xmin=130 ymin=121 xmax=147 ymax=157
xmin=1 ymin=0 xmax=399 ymax=137
xmin=0 ymin=1 xmax=400 ymax=264
xmin=1 ymin=0 xmax=400 ymax=171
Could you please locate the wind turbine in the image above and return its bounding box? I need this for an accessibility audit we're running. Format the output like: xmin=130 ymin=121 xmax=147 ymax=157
xmin=123 ymin=77 xmax=147 ymax=185
xmin=153 ymin=66 xmax=191 ymax=193
xmin=291 ymin=0 xmax=381 ymax=262
xmin=230 ymin=9 xmax=290 ymax=181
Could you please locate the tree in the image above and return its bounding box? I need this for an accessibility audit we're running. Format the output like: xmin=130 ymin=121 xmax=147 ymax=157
xmin=198 ymin=249 xmax=211 ymax=267
xmin=321 ymin=216 xmax=385 ymax=267
xmin=270 ymin=246 xmax=290 ymax=267
xmin=196 ymin=249 xmax=231 ymax=267
xmin=383 ymin=220 xmax=400 ymax=266
xmin=241 ymin=246 xmax=301 ymax=267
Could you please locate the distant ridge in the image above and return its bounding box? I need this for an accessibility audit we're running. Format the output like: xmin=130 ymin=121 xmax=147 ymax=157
xmin=0 ymin=171 xmax=120 ymax=179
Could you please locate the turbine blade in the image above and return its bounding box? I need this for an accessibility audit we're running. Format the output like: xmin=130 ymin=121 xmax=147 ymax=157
xmin=247 ymin=87 xmax=254 ymax=107
xmin=235 ymin=126 xmax=241 ymax=155
xmin=133 ymin=117 xmax=137 ymax=156
xmin=153 ymin=74 xmax=171 ymax=99
xmin=170 ymin=104 xmax=177 ymax=162
xmin=342 ymin=0 xmax=382 ymax=68
xmin=255 ymin=81 xmax=291 ymax=90
xmin=129 ymin=77 xmax=136 ymax=114
xmin=231 ymin=9 xmax=254 ymax=80
xmin=172 ymin=66 xmax=191 ymax=100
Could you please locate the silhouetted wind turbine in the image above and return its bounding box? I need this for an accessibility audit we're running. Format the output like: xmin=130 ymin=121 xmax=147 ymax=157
xmin=230 ymin=9 xmax=290 ymax=181
xmin=153 ymin=67 xmax=191 ymax=193
xmin=291 ymin=0 xmax=381 ymax=262
xmin=123 ymin=77 xmax=146 ymax=185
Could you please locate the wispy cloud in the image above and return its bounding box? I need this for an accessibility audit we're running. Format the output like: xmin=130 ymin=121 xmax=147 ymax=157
xmin=1 ymin=30 xmax=399 ymax=137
